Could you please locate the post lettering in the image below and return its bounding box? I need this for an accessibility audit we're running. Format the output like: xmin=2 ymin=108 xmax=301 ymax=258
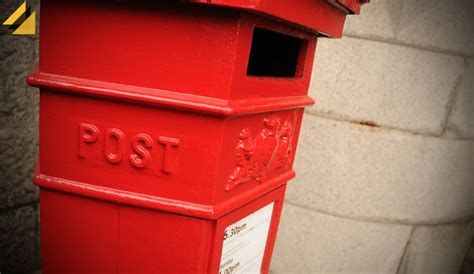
xmin=130 ymin=133 xmax=153 ymax=169
xmin=158 ymin=136 xmax=181 ymax=173
xmin=104 ymin=128 xmax=125 ymax=164
xmin=78 ymin=123 xmax=99 ymax=158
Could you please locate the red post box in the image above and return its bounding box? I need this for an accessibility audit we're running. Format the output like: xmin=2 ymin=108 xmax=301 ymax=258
xmin=27 ymin=0 xmax=368 ymax=273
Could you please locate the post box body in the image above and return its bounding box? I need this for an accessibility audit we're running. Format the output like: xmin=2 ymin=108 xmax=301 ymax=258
xmin=40 ymin=186 xmax=286 ymax=273
xmin=28 ymin=0 xmax=365 ymax=272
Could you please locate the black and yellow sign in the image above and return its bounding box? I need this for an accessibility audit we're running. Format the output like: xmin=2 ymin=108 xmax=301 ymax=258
xmin=3 ymin=1 xmax=36 ymax=35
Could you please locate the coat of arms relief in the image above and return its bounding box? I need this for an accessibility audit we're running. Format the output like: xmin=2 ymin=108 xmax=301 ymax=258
xmin=226 ymin=114 xmax=295 ymax=191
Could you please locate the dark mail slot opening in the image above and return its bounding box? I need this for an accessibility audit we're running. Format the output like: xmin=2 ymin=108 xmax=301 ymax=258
xmin=246 ymin=27 xmax=308 ymax=78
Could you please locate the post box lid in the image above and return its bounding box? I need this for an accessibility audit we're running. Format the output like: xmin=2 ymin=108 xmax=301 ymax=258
xmin=185 ymin=0 xmax=369 ymax=37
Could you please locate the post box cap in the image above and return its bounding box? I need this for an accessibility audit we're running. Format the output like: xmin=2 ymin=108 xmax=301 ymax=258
xmin=185 ymin=0 xmax=369 ymax=37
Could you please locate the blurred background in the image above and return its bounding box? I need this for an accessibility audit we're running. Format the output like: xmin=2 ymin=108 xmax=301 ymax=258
xmin=0 ymin=0 xmax=473 ymax=273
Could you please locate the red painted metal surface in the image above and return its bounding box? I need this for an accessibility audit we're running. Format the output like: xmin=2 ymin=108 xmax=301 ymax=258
xmin=27 ymin=0 xmax=368 ymax=273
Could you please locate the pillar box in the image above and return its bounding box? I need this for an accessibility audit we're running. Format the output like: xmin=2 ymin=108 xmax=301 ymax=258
xmin=27 ymin=0 xmax=368 ymax=273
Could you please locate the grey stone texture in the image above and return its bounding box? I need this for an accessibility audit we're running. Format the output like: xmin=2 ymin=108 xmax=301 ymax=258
xmin=398 ymin=222 xmax=474 ymax=274
xmin=460 ymin=238 xmax=474 ymax=274
xmin=1 ymin=0 xmax=40 ymax=272
xmin=309 ymin=37 xmax=465 ymax=135
xmin=272 ymin=0 xmax=474 ymax=272
xmin=344 ymin=0 xmax=474 ymax=56
xmin=447 ymin=59 xmax=474 ymax=139
xmin=1 ymin=1 xmax=40 ymax=209
xmin=0 ymin=205 xmax=40 ymax=273
xmin=0 ymin=126 xmax=39 ymax=209
xmin=271 ymin=203 xmax=412 ymax=274
xmin=0 ymin=36 xmax=39 ymax=125
xmin=287 ymin=114 xmax=474 ymax=224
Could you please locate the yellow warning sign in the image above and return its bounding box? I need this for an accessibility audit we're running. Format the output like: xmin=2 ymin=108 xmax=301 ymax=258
xmin=3 ymin=1 xmax=36 ymax=35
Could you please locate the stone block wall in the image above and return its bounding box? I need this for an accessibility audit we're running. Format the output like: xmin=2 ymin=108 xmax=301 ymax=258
xmin=0 ymin=0 xmax=40 ymax=272
xmin=271 ymin=0 xmax=474 ymax=273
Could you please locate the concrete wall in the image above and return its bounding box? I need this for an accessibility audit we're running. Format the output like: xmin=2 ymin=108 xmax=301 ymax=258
xmin=271 ymin=0 xmax=474 ymax=273
xmin=0 ymin=0 xmax=40 ymax=272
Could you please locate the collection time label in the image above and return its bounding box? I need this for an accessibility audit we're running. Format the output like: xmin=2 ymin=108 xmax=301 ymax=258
xmin=219 ymin=203 xmax=274 ymax=274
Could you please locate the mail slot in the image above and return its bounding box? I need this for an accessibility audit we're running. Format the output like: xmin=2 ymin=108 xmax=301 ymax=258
xmin=27 ymin=0 xmax=368 ymax=272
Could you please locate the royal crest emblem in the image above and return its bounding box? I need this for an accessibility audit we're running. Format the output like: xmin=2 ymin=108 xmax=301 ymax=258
xmin=226 ymin=114 xmax=294 ymax=191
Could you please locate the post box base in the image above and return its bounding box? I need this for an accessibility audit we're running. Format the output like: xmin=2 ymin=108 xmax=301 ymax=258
xmin=39 ymin=184 xmax=286 ymax=273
